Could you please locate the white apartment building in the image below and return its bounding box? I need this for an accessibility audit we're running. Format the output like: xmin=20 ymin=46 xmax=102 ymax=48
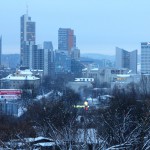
xmin=82 ymin=66 xmax=129 ymax=85
xmin=116 ymin=47 xmax=137 ymax=74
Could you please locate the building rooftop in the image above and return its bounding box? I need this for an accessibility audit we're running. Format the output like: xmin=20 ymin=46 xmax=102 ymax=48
xmin=1 ymin=74 xmax=40 ymax=81
xmin=16 ymin=69 xmax=33 ymax=76
xmin=116 ymin=74 xmax=131 ymax=78
xmin=75 ymin=78 xmax=94 ymax=82
xmin=91 ymin=68 xmax=99 ymax=71
xmin=82 ymin=68 xmax=87 ymax=71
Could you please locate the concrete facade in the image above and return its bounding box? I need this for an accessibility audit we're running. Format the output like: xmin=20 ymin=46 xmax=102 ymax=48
xmin=116 ymin=47 xmax=137 ymax=73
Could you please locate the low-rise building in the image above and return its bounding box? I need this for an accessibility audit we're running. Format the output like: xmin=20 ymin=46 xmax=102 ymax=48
xmin=67 ymin=78 xmax=94 ymax=98
xmin=0 ymin=69 xmax=40 ymax=89
xmin=111 ymin=74 xmax=141 ymax=89
xmin=0 ymin=99 xmax=19 ymax=116
xmin=82 ymin=66 xmax=129 ymax=85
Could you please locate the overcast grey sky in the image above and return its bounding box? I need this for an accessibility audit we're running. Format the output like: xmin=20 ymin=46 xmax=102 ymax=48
xmin=0 ymin=0 xmax=150 ymax=54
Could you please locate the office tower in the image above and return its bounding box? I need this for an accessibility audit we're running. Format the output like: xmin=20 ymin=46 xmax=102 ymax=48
xmin=43 ymin=42 xmax=55 ymax=77
xmin=0 ymin=36 xmax=2 ymax=66
xmin=43 ymin=41 xmax=53 ymax=50
xmin=22 ymin=41 xmax=34 ymax=69
xmin=55 ymin=51 xmax=71 ymax=74
xmin=32 ymin=45 xmax=38 ymax=70
xmin=130 ymin=50 xmax=137 ymax=74
xmin=32 ymin=44 xmax=55 ymax=76
xmin=141 ymin=42 xmax=150 ymax=74
xmin=58 ymin=28 xmax=76 ymax=54
xmin=116 ymin=47 xmax=137 ymax=73
xmin=71 ymin=59 xmax=83 ymax=77
xmin=32 ymin=45 xmax=48 ymax=75
xmin=20 ymin=14 xmax=35 ymax=67
xmin=71 ymin=47 xmax=80 ymax=60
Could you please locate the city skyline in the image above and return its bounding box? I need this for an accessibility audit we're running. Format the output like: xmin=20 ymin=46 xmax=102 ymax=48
xmin=1 ymin=0 xmax=150 ymax=54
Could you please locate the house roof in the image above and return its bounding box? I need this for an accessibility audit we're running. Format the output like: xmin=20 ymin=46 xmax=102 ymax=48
xmin=1 ymin=74 xmax=40 ymax=81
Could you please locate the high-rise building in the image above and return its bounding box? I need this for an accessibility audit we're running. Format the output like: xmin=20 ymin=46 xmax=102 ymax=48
xmin=58 ymin=28 xmax=76 ymax=54
xmin=141 ymin=42 xmax=150 ymax=74
xmin=31 ymin=45 xmax=38 ymax=70
xmin=71 ymin=59 xmax=83 ymax=77
xmin=55 ymin=51 xmax=71 ymax=74
xmin=130 ymin=50 xmax=137 ymax=74
xmin=32 ymin=45 xmax=49 ymax=75
xmin=43 ymin=42 xmax=55 ymax=77
xmin=20 ymin=14 xmax=35 ymax=67
xmin=0 ymin=36 xmax=2 ymax=66
xmin=22 ymin=41 xmax=34 ymax=69
xmin=43 ymin=41 xmax=53 ymax=50
xmin=116 ymin=47 xmax=137 ymax=73
xmin=71 ymin=47 xmax=80 ymax=60
xmin=31 ymin=43 xmax=55 ymax=76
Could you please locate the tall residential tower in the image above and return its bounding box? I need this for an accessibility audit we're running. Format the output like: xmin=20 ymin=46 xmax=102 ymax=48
xmin=20 ymin=14 xmax=35 ymax=67
xmin=58 ymin=28 xmax=76 ymax=54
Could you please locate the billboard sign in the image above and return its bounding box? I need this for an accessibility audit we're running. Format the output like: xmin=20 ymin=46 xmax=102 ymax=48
xmin=0 ymin=89 xmax=22 ymax=100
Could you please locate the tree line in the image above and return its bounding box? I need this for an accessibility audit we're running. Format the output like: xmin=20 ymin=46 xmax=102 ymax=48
xmin=1 ymin=76 xmax=150 ymax=149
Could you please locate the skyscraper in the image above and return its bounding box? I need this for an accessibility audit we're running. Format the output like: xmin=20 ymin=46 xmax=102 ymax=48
xmin=116 ymin=47 xmax=137 ymax=73
xmin=55 ymin=51 xmax=71 ymax=74
xmin=20 ymin=14 xmax=35 ymax=67
xmin=43 ymin=41 xmax=53 ymax=50
xmin=141 ymin=42 xmax=150 ymax=74
xmin=43 ymin=41 xmax=55 ymax=77
xmin=0 ymin=36 xmax=2 ymax=66
xmin=71 ymin=47 xmax=80 ymax=60
xmin=31 ymin=43 xmax=55 ymax=76
xmin=58 ymin=28 xmax=76 ymax=54
xmin=32 ymin=45 xmax=49 ymax=75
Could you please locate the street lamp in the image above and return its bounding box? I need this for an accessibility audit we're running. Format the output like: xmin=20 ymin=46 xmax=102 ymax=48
xmin=84 ymin=101 xmax=89 ymax=111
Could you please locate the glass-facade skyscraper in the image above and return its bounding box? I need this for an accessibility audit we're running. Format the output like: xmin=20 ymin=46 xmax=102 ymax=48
xmin=20 ymin=14 xmax=35 ymax=67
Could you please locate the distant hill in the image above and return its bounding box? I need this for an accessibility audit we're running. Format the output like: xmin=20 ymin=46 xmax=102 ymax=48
xmin=81 ymin=53 xmax=115 ymax=61
xmin=0 ymin=53 xmax=140 ymax=69
xmin=2 ymin=54 xmax=20 ymax=68
xmin=80 ymin=53 xmax=115 ymax=68
xmin=81 ymin=53 xmax=141 ymax=63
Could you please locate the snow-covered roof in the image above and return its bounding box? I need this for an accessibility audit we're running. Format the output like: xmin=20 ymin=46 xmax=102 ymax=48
xmin=75 ymin=78 xmax=94 ymax=82
xmin=116 ymin=74 xmax=131 ymax=78
xmin=17 ymin=69 xmax=33 ymax=75
xmin=34 ymin=137 xmax=53 ymax=142
xmin=2 ymin=74 xmax=40 ymax=81
xmin=31 ymin=69 xmax=43 ymax=72
xmin=8 ymin=137 xmax=54 ymax=148
xmin=34 ymin=142 xmax=55 ymax=147
xmin=18 ymin=107 xmax=27 ymax=117
xmin=91 ymin=68 xmax=99 ymax=71
xmin=24 ymin=137 xmax=53 ymax=143
xmin=82 ymin=68 xmax=87 ymax=71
